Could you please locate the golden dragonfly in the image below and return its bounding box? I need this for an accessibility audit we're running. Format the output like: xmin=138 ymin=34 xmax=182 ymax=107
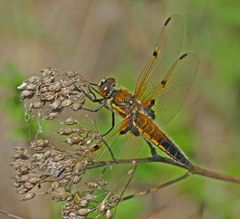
xmin=82 ymin=15 xmax=199 ymax=169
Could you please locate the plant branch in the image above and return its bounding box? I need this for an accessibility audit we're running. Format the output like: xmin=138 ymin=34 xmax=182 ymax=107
xmin=0 ymin=210 xmax=24 ymax=219
xmin=88 ymin=156 xmax=240 ymax=184
xmin=191 ymin=166 xmax=240 ymax=183
xmin=121 ymin=171 xmax=191 ymax=202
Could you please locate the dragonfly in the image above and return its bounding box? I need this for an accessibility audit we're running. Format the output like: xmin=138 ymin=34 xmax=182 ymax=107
xmin=82 ymin=15 xmax=199 ymax=169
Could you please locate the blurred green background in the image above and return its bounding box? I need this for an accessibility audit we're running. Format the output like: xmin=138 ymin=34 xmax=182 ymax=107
xmin=1 ymin=0 xmax=240 ymax=219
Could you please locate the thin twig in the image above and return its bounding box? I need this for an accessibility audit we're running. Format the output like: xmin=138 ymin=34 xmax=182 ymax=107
xmin=121 ymin=171 xmax=191 ymax=202
xmin=114 ymin=161 xmax=137 ymax=214
xmin=119 ymin=161 xmax=138 ymax=200
xmin=0 ymin=210 xmax=24 ymax=219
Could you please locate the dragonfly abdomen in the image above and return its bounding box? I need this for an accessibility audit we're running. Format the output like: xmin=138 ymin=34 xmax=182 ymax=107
xmin=135 ymin=113 xmax=192 ymax=168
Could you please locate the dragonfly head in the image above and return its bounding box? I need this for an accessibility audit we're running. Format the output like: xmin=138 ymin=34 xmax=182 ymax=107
xmin=98 ymin=77 xmax=116 ymax=97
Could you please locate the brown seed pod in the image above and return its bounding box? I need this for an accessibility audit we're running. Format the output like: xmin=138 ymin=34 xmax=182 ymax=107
xmin=29 ymin=101 xmax=43 ymax=109
xmin=20 ymin=90 xmax=34 ymax=99
xmin=40 ymin=92 xmax=55 ymax=101
xmin=61 ymin=117 xmax=79 ymax=125
xmin=61 ymin=99 xmax=73 ymax=107
xmin=78 ymin=208 xmax=91 ymax=216
xmin=49 ymin=100 xmax=62 ymax=110
xmin=66 ymin=135 xmax=83 ymax=145
xmin=22 ymin=192 xmax=35 ymax=201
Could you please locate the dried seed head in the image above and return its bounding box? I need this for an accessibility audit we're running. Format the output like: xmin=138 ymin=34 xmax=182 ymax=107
xmin=12 ymin=147 xmax=28 ymax=159
xmin=79 ymin=199 xmax=88 ymax=207
xmin=84 ymin=194 xmax=96 ymax=201
xmin=87 ymin=182 xmax=98 ymax=189
xmin=65 ymin=135 xmax=82 ymax=145
xmin=66 ymin=71 xmax=78 ymax=78
xmin=72 ymin=175 xmax=81 ymax=184
xmin=22 ymin=192 xmax=35 ymax=201
xmin=29 ymin=101 xmax=43 ymax=109
xmin=49 ymin=100 xmax=62 ymax=110
xmin=17 ymin=81 xmax=28 ymax=90
xmin=40 ymin=92 xmax=55 ymax=101
xmin=28 ymin=76 xmax=40 ymax=84
xmin=61 ymin=99 xmax=73 ymax=107
xmin=47 ymin=112 xmax=60 ymax=120
xmin=51 ymin=187 xmax=71 ymax=201
xmin=72 ymin=103 xmax=82 ymax=111
xmin=61 ymin=117 xmax=79 ymax=126
xmin=50 ymin=181 xmax=60 ymax=191
xmin=48 ymin=82 xmax=61 ymax=92
xmin=106 ymin=209 xmax=113 ymax=219
xmin=28 ymin=176 xmax=39 ymax=185
xmin=18 ymin=68 xmax=88 ymax=120
xmin=78 ymin=208 xmax=91 ymax=216
xmin=20 ymin=90 xmax=35 ymax=99
xmin=42 ymin=76 xmax=54 ymax=84
xmin=31 ymin=139 xmax=49 ymax=151
xmin=58 ymin=128 xmax=76 ymax=136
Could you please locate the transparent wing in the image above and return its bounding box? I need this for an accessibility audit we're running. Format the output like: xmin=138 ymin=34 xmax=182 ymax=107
xmin=91 ymin=117 xmax=146 ymax=161
xmin=142 ymin=53 xmax=199 ymax=125
xmin=134 ymin=15 xmax=184 ymax=100
xmin=85 ymin=118 xmax=147 ymax=217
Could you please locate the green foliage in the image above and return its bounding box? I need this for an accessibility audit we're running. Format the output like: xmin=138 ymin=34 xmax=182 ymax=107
xmin=0 ymin=62 xmax=28 ymax=138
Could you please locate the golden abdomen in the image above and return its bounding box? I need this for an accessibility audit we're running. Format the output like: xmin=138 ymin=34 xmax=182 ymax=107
xmin=134 ymin=112 xmax=192 ymax=168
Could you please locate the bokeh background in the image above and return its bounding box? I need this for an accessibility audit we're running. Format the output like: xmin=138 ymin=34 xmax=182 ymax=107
xmin=1 ymin=0 xmax=240 ymax=219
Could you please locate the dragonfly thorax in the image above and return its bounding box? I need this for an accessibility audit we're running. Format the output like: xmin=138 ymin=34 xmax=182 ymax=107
xmin=109 ymin=88 xmax=143 ymax=118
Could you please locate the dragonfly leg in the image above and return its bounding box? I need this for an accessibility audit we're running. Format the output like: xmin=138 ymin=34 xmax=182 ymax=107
xmin=102 ymin=111 xmax=115 ymax=137
xmin=73 ymin=80 xmax=104 ymax=102
xmin=81 ymin=98 xmax=115 ymax=137
xmin=102 ymin=139 xmax=116 ymax=160
xmin=81 ymin=101 xmax=106 ymax=112
xmin=146 ymin=140 xmax=160 ymax=159
xmin=85 ymin=88 xmax=105 ymax=103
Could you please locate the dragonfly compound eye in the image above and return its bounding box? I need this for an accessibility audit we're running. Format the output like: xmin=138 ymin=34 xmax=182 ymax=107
xmin=106 ymin=77 xmax=116 ymax=87
xmin=98 ymin=78 xmax=117 ymax=97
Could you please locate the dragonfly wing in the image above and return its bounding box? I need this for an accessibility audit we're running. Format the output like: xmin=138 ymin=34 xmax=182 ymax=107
xmin=85 ymin=118 xmax=149 ymax=217
xmin=91 ymin=117 xmax=146 ymax=161
xmin=142 ymin=53 xmax=199 ymax=125
xmin=134 ymin=15 xmax=184 ymax=100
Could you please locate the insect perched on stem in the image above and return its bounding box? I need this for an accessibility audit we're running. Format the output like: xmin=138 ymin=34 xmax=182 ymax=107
xmin=82 ymin=15 xmax=199 ymax=169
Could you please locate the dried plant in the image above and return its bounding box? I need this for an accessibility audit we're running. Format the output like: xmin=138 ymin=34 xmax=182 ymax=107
xmin=17 ymin=67 xmax=86 ymax=119
xmin=9 ymin=68 xmax=240 ymax=219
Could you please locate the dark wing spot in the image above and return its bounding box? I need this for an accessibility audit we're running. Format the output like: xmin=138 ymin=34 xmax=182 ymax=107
xmin=119 ymin=126 xmax=130 ymax=135
xmin=161 ymin=80 xmax=167 ymax=86
xmin=120 ymin=130 xmax=126 ymax=135
xmin=150 ymin=99 xmax=155 ymax=106
xmin=164 ymin=16 xmax=171 ymax=26
xmin=92 ymin=144 xmax=100 ymax=151
xmin=153 ymin=50 xmax=158 ymax=57
xmin=179 ymin=53 xmax=188 ymax=60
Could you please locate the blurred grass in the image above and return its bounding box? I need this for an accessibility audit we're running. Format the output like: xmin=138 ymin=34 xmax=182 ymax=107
xmin=1 ymin=0 xmax=240 ymax=219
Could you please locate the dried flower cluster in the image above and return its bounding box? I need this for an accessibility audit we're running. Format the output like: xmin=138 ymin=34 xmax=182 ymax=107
xmin=12 ymin=68 xmax=131 ymax=218
xmin=17 ymin=67 xmax=88 ymax=120
xmin=11 ymin=115 xmax=122 ymax=218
